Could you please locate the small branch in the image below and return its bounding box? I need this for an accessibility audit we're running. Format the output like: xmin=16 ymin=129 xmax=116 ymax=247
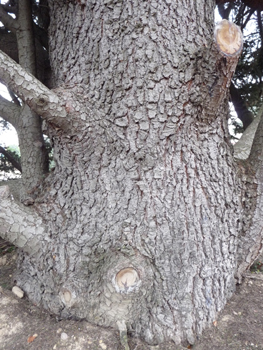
xmin=7 ymin=88 xmax=21 ymax=106
xmin=0 ymin=50 xmax=72 ymax=131
xmin=0 ymin=146 xmax=22 ymax=173
xmin=241 ymin=9 xmax=255 ymax=31
xmin=0 ymin=4 xmax=18 ymax=32
xmin=0 ymin=94 xmax=21 ymax=126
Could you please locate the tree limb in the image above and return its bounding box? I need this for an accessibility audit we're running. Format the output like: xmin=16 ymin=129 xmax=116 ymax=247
xmin=0 ymin=185 xmax=46 ymax=255
xmin=7 ymin=88 xmax=21 ymax=106
xmin=0 ymin=4 xmax=18 ymax=33
xmin=248 ymin=104 xmax=263 ymax=169
xmin=1 ymin=4 xmax=17 ymax=15
xmin=0 ymin=146 xmax=22 ymax=173
xmin=0 ymin=50 xmax=72 ymax=132
xmin=204 ymin=20 xmax=243 ymax=119
xmin=0 ymin=94 xmax=21 ymax=126
xmin=233 ymin=105 xmax=263 ymax=161
xmin=17 ymin=0 xmax=36 ymax=75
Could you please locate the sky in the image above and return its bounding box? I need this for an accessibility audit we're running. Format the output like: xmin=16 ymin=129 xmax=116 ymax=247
xmin=0 ymin=84 xmax=18 ymax=146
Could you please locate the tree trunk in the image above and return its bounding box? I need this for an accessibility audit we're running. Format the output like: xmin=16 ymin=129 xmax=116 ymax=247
xmin=0 ymin=0 xmax=262 ymax=346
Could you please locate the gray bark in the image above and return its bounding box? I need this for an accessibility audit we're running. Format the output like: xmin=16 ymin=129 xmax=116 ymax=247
xmin=0 ymin=1 xmax=49 ymax=195
xmin=0 ymin=0 xmax=262 ymax=346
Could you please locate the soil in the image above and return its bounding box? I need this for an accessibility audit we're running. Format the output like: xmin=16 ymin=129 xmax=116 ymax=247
xmin=1 ymin=244 xmax=263 ymax=350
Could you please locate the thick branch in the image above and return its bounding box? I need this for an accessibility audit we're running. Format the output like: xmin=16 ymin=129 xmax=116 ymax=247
xmin=0 ymin=50 xmax=72 ymax=131
xmin=234 ymin=116 xmax=260 ymax=160
xmin=0 ymin=146 xmax=22 ymax=172
xmin=0 ymin=185 xmax=46 ymax=254
xmin=0 ymin=94 xmax=21 ymax=126
xmin=0 ymin=4 xmax=18 ymax=32
xmin=17 ymin=0 xmax=36 ymax=75
xmin=235 ymin=105 xmax=263 ymax=279
xmin=204 ymin=20 xmax=243 ymax=118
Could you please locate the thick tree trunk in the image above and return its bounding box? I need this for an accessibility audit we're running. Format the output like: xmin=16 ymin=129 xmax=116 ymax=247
xmin=1 ymin=0 xmax=262 ymax=346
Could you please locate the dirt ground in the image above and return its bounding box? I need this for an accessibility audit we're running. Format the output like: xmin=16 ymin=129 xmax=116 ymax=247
xmin=1 ymin=245 xmax=263 ymax=350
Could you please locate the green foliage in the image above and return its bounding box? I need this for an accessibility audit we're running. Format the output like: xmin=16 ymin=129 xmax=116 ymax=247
xmin=0 ymin=145 xmax=21 ymax=173
xmin=250 ymin=260 xmax=263 ymax=273
xmin=0 ymin=137 xmax=54 ymax=175
xmin=44 ymin=136 xmax=54 ymax=171
xmin=0 ymin=118 xmax=10 ymax=131
xmin=229 ymin=2 xmax=262 ymax=113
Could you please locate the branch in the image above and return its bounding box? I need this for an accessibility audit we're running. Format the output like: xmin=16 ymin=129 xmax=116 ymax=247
xmin=17 ymin=0 xmax=36 ymax=74
xmin=234 ymin=114 xmax=261 ymax=160
xmin=204 ymin=20 xmax=243 ymax=118
xmin=248 ymin=105 xmax=263 ymax=169
xmin=0 ymin=185 xmax=46 ymax=255
xmin=230 ymin=82 xmax=254 ymax=130
xmin=0 ymin=146 xmax=22 ymax=172
xmin=0 ymin=50 xmax=72 ymax=131
xmin=1 ymin=4 xmax=17 ymax=15
xmin=0 ymin=94 xmax=21 ymax=126
xmin=0 ymin=4 xmax=18 ymax=32
xmin=7 ymin=88 xmax=21 ymax=106
xmin=217 ymin=3 xmax=235 ymax=20
xmin=241 ymin=8 xmax=255 ymax=30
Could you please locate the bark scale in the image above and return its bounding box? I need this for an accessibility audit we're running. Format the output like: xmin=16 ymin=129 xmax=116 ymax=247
xmin=0 ymin=0 xmax=261 ymax=346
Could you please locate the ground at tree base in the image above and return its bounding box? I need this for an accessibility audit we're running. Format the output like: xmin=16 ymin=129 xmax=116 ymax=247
xmin=1 ymin=247 xmax=263 ymax=350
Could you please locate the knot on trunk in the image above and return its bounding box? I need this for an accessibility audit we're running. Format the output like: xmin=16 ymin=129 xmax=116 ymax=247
xmin=215 ymin=20 xmax=243 ymax=57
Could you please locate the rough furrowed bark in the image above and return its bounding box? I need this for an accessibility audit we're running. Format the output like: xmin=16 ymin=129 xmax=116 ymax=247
xmin=235 ymin=105 xmax=263 ymax=280
xmin=0 ymin=186 xmax=46 ymax=254
xmin=0 ymin=0 xmax=249 ymax=346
